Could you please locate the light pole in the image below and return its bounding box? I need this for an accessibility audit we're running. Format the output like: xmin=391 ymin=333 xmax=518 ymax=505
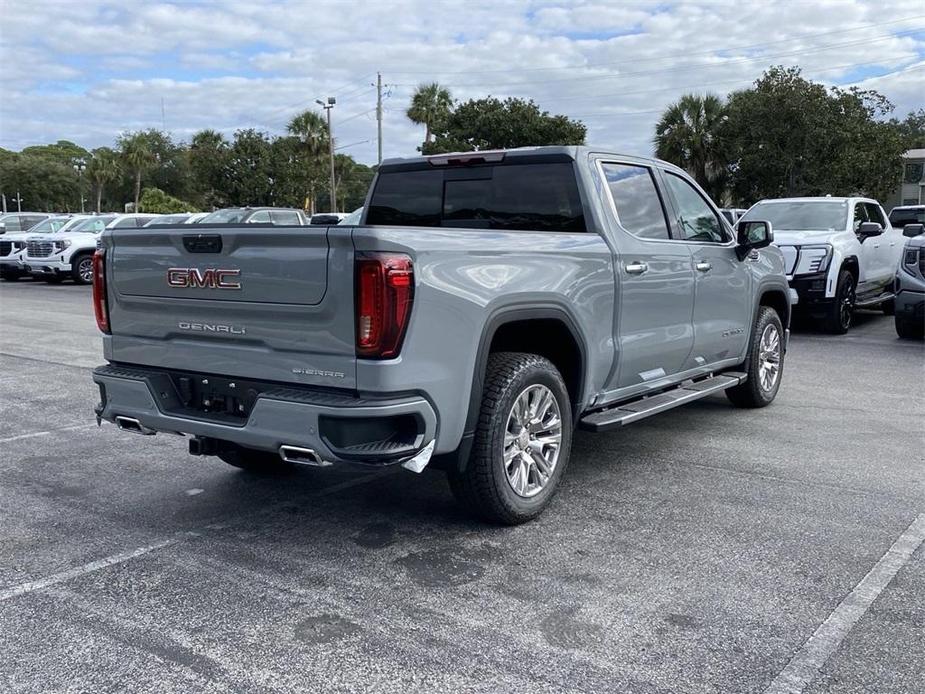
xmin=316 ymin=97 xmax=336 ymax=212
xmin=73 ymin=159 xmax=87 ymax=213
xmin=13 ymin=190 xmax=23 ymax=212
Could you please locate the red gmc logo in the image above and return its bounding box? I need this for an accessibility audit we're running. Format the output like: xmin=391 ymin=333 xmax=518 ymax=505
xmin=166 ymin=267 xmax=241 ymax=289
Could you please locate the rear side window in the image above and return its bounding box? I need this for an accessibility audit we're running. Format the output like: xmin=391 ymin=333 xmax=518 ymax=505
xmin=601 ymin=163 xmax=670 ymax=240
xmin=367 ymin=162 xmax=586 ymax=232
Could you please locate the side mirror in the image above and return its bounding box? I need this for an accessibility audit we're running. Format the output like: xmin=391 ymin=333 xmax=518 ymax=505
xmin=856 ymin=221 xmax=883 ymax=242
xmin=903 ymin=223 xmax=925 ymax=238
xmin=736 ymin=220 xmax=773 ymax=260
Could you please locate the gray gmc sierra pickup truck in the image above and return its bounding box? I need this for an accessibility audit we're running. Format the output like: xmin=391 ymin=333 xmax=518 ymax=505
xmin=92 ymin=146 xmax=790 ymax=524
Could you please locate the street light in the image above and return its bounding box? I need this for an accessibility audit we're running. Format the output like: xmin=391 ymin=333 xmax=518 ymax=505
xmin=73 ymin=159 xmax=87 ymax=213
xmin=316 ymin=97 xmax=337 ymax=212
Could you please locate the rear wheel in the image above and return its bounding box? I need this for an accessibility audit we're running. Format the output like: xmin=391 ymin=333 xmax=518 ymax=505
xmin=726 ymin=306 xmax=784 ymax=408
xmin=823 ymin=269 xmax=855 ymax=334
xmin=217 ymin=444 xmax=291 ymax=473
xmin=895 ymin=315 xmax=924 ymax=340
xmin=0 ymin=269 xmax=21 ymax=281
xmin=448 ymin=352 xmax=572 ymax=525
xmin=71 ymin=253 xmax=94 ymax=285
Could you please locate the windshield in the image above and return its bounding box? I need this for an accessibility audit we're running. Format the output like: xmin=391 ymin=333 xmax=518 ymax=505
xmin=741 ymin=201 xmax=849 ymax=231
xmin=66 ymin=217 xmax=116 ymax=233
xmin=200 ymin=209 xmax=248 ymax=224
xmin=28 ymin=217 xmax=70 ymax=233
xmin=144 ymin=214 xmax=189 ymax=226
xmin=889 ymin=208 xmax=925 ymax=226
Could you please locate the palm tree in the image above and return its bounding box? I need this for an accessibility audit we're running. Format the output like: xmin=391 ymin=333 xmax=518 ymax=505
xmin=406 ymin=83 xmax=453 ymax=147
xmin=118 ymin=131 xmax=156 ymax=211
xmin=654 ymin=93 xmax=729 ymax=203
xmin=287 ymin=110 xmax=330 ymax=214
xmin=86 ymin=147 xmax=121 ymax=212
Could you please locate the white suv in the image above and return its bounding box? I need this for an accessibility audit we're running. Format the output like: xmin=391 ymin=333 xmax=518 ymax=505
xmin=23 ymin=214 xmax=159 ymax=284
xmin=740 ymin=197 xmax=903 ymax=333
xmin=0 ymin=215 xmax=78 ymax=281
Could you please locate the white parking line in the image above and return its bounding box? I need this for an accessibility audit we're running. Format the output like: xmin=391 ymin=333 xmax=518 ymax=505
xmin=0 ymin=533 xmax=196 ymax=602
xmin=765 ymin=513 xmax=925 ymax=694
xmin=0 ymin=423 xmax=97 ymax=444
xmin=0 ymin=470 xmax=389 ymax=602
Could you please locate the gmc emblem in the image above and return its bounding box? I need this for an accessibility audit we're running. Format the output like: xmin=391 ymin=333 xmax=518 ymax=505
xmin=166 ymin=267 xmax=241 ymax=290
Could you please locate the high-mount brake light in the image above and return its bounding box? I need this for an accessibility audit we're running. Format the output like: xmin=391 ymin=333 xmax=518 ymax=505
xmin=427 ymin=151 xmax=506 ymax=166
xmin=355 ymin=252 xmax=414 ymax=359
xmin=92 ymin=249 xmax=110 ymax=334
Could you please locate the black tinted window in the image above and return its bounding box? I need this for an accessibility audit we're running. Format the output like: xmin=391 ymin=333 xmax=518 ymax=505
xmin=889 ymin=208 xmax=925 ymax=226
xmin=367 ymin=162 xmax=586 ymax=232
xmin=601 ymin=163 xmax=669 ymax=239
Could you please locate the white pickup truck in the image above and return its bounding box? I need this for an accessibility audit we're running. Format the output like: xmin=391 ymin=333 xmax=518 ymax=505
xmin=739 ymin=197 xmax=903 ymax=333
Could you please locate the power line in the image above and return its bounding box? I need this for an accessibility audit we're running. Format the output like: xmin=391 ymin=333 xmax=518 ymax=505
xmin=392 ymin=27 xmax=924 ymax=90
xmin=385 ymin=15 xmax=925 ymax=76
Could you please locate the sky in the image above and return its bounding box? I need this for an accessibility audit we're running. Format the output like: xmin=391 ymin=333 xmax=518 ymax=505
xmin=1 ymin=0 xmax=923 ymax=166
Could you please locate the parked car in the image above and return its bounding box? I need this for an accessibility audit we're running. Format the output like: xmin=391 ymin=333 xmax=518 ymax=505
xmin=23 ymin=214 xmax=119 ymax=284
xmin=739 ymin=197 xmax=903 ymax=333
xmin=310 ymin=212 xmax=347 ymax=225
xmin=143 ymin=213 xmax=195 ymax=226
xmin=0 ymin=215 xmax=73 ymax=280
xmin=888 ymin=205 xmax=925 ymax=228
xmin=894 ymin=223 xmax=925 ymax=339
xmin=0 ymin=212 xmax=53 ymax=235
xmin=338 ymin=207 xmax=363 ymax=225
xmin=92 ymin=146 xmax=789 ymax=524
xmin=720 ymin=208 xmax=748 ymax=225
xmin=184 ymin=212 xmax=210 ymax=224
xmin=199 ymin=207 xmax=308 ymax=225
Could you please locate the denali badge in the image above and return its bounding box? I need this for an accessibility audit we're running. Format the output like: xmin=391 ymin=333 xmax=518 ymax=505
xmin=167 ymin=267 xmax=241 ymax=289
xmin=178 ymin=321 xmax=246 ymax=335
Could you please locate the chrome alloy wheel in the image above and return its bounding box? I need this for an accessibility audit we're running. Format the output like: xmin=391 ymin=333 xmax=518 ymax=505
xmin=78 ymin=256 xmax=94 ymax=283
xmin=757 ymin=323 xmax=782 ymax=392
xmin=840 ymin=280 xmax=856 ymax=330
xmin=503 ymin=384 xmax=562 ymax=498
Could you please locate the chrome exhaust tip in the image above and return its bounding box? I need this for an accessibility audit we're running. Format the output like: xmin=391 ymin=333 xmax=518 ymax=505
xmin=278 ymin=445 xmax=332 ymax=467
xmin=114 ymin=416 xmax=156 ymax=436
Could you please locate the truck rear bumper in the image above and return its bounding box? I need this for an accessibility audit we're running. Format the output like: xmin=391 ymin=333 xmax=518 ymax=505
xmin=93 ymin=364 xmax=438 ymax=471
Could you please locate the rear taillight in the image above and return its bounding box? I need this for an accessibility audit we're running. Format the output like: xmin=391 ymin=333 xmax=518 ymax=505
xmin=92 ymin=249 xmax=110 ymax=334
xmin=355 ymin=252 xmax=414 ymax=359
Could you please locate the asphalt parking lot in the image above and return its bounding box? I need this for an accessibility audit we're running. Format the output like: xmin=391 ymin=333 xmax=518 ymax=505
xmin=0 ymin=280 xmax=922 ymax=693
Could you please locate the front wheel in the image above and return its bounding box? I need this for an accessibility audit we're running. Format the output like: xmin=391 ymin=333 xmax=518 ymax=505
xmin=895 ymin=315 xmax=924 ymax=340
xmin=448 ymin=352 xmax=572 ymax=525
xmin=823 ymin=269 xmax=855 ymax=334
xmin=71 ymin=253 xmax=94 ymax=285
xmin=0 ymin=269 xmax=22 ymax=281
xmin=726 ymin=306 xmax=784 ymax=408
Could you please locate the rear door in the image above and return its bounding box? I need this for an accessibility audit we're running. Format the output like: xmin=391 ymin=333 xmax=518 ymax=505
xmin=660 ymin=171 xmax=751 ymax=367
xmin=598 ymin=161 xmax=695 ymax=389
xmin=106 ymin=224 xmax=357 ymax=388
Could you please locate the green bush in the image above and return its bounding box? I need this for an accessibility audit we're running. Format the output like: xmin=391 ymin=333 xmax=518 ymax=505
xmin=139 ymin=187 xmax=198 ymax=214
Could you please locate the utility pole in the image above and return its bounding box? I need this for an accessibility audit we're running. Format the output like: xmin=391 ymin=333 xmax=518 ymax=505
xmin=376 ymin=72 xmax=383 ymax=167
xmin=14 ymin=190 xmax=23 ymax=212
xmin=316 ymin=97 xmax=337 ymax=212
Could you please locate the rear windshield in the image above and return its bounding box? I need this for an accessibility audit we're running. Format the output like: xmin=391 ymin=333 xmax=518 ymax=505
xmin=200 ymin=209 xmax=248 ymax=224
xmin=740 ymin=201 xmax=848 ymax=231
xmin=366 ymin=162 xmax=586 ymax=232
xmin=889 ymin=207 xmax=925 ymax=226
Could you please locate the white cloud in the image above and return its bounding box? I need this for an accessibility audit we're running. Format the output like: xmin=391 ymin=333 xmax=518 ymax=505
xmin=0 ymin=0 xmax=923 ymax=164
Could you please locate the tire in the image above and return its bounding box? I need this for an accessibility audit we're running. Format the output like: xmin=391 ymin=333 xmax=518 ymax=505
xmin=823 ymin=269 xmax=856 ymax=334
xmin=726 ymin=306 xmax=784 ymax=408
xmin=881 ymin=298 xmax=895 ymax=316
xmin=895 ymin=315 xmax=924 ymax=340
xmin=71 ymin=253 xmax=94 ymax=285
xmin=447 ymin=352 xmax=572 ymax=525
xmin=217 ymin=444 xmax=291 ymax=473
xmin=0 ymin=270 xmax=21 ymax=281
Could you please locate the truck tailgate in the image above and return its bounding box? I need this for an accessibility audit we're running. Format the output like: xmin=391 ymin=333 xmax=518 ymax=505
xmin=104 ymin=225 xmax=357 ymax=389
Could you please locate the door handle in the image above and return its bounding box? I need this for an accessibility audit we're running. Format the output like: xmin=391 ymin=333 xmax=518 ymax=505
xmin=625 ymin=262 xmax=648 ymax=275
xmin=695 ymin=261 xmax=712 ymax=272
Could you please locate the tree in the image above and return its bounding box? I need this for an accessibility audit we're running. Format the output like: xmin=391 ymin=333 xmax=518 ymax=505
xmin=189 ymin=129 xmax=230 ymax=209
xmin=721 ymin=66 xmax=905 ymax=204
xmin=118 ymin=131 xmax=157 ymax=211
xmin=891 ymin=108 xmax=925 ymax=149
xmin=406 ymin=83 xmax=453 ymax=149
xmin=287 ymin=110 xmax=329 ymax=213
xmin=654 ymin=93 xmax=729 ymax=204
xmin=226 ymin=129 xmax=274 ymax=206
xmin=139 ymin=187 xmax=198 ymax=213
xmin=425 ymin=97 xmax=586 ymax=154
xmin=85 ymin=147 xmax=121 ymax=212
